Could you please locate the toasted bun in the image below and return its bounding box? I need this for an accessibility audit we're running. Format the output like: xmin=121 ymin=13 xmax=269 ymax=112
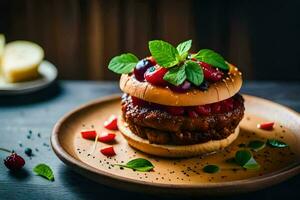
xmin=120 ymin=64 xmax=242 ymax=106
xmin=118 ymin=117 xmax=239 ymax=158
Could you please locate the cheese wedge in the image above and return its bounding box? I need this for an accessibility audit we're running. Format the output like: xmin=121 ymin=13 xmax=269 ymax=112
xmin=2 ymin=41 xmax=44 ymax=82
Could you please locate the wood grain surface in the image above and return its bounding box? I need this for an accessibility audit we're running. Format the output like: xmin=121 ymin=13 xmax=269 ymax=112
xmin=1 ymin=81 xmax=300 ymax=200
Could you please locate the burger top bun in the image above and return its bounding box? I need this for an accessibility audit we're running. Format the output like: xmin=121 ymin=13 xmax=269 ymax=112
xmin=120 ymin=63 xmax=242 ymax=106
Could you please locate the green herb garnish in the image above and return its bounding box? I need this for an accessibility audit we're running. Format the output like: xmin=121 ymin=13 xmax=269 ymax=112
xmin=191 ymin=49 xmax=229 ymax=70
xmin=108 ymin=53 xmax=139 ymax=74
xmin=33 ymin=163 xmax=54 ymax=181
xmin=267 ymin=139 xmax=288 ymax=148
xmin=203 ymin=164 xmax=220 ymax=173
xmin=235 ymin=150 xmax=260 ymax=170
xmin=116 ymin=158 xmax=154 ymax=172
xmin=248 ymin=140 xmax=266 ymax=152
xmin=108 ymin=39 xmax=229 ymax=86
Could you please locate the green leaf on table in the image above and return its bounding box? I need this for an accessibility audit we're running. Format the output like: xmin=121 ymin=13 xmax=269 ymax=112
xmin=191 ymin=49 xmax=229 ymax=70
xmin=203 ymin=164 xmax=220 ymax=173
xmin=267 ymin=139 xmax=288 ymax=148
xmin=248 ymin=140 xmax=266 ymax=152
xmin=176 ymin=40 xmax=192 ymax=59
xmin=235 ymin=150 xmax=260 ymax=170
xmin=149 ymin=40 xmax=179 ymax=67
xmin=116 ymin=158 xmax=154 ymax=172
xmin=163 ymin=65 xmax=186 ymax=86
xmin=108 ymin=53 xmax=139 ymax=74
xmin=185 ymin=61 xmax=204 ymax=86
xmin=33 ymin=163 xmax=54 ymax=181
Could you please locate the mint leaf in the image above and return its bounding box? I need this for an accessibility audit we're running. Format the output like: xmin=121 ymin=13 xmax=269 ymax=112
xmin=203 ymin=165 xmax=219 ymax=173
xmin=176 ymin=40 xmax=192 ymax=58
xmin=108 ymin=53 xmax=138 ymax=74
xmin=117 ymin=158 xmax=154 ymax=172
xmin=149 ymin=40 xmax=179 ymax=67
xmin=267 ymin=139 xmax=288 ymax=148
xmin=33 ymin=163 xmax=54 ymax=181
xmin=185 ymin=61 xmax=204 ymax=86
xmin=192 ymin=49 xmax=229 ymax=70
xmin=163 ymin=66 xmax=186 ymax=86
xmin=235 ymin=150 xmax=260 ymax=170
xmin=248 ymin=140 xmax=266 ymax=152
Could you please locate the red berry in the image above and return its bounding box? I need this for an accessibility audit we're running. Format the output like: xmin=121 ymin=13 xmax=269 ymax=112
xmin=81 ymin=130 xmax=97 ymax=140
xmin=195 ymin=105 xmax=211 ymax=115
xmin=199 ymin=61 xmax=224 ymax=82
xmin=165 ymin=106 xmax=185 ymax=116
xmin=134 ymin=58 xmax=154 ymax=81
xmin=144 ymin=66 xmax=168 ymax=86
xmin=100 ymin=146 xmax=116 ymax=157
xmin=4 ymin=153 xmax=25 ymax=171
xmin=169 ymin=81 xmax=191 ymax=93
xmin=98 ymin=133 xmax=116 ymax=143
xmin=104 ymin=115 xmax=118 ymax=130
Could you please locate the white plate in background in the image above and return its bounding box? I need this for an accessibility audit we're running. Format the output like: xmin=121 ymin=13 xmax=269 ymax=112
xmin=0 ymin=60 xmax=58 ymax=95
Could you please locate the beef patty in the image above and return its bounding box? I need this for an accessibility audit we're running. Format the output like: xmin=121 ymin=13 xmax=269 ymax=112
xmin=121 ymin=94 xmax=244 ymax=145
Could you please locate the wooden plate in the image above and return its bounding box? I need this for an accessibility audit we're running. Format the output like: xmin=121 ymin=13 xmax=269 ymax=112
xmin=0 ymin=60 xmax=57 ymax=95
xmin=51 ymin=94 xmax=300 ymax=196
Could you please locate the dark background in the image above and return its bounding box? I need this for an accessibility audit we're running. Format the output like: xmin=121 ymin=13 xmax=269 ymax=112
xmin=0 ymin=0 xmax=299 ymax=81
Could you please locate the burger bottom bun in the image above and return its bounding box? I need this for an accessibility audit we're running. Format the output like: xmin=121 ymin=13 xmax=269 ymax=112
xmin=118 ymin=116 xmax=239 ymax=158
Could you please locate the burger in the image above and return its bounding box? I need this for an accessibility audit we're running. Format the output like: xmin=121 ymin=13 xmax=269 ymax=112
xmin=108 ymin=40 xmax=244 ymax=157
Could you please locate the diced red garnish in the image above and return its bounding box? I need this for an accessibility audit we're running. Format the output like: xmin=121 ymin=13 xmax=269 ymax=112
xmin=195 ymin=105 xmax=211 ymax=115
xmin=165 ymin=106 xmax=185 ymax=116
xmin=81 ymin=130 xmax=97 ymax=140
xmin=257 ymin=122 xmax=274 ymax=130
xmin=187 ymin=109 xmax=199 ymax=118
xmin=98 ymin=133 xmax=116 ymax=143
xmin=104 ymin=115 xmax=118 ymax=130
xmin=100 ymin=146 xmax=116 ymax=157
xmin=199 ymin=61 xmax=224 ymax=82
xmin=144 ymin=66 xmax=168 ymax=86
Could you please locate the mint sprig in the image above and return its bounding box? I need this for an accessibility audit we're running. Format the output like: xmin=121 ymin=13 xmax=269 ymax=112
xmin=33 ymin=163 xmax=54 ymax=181
xmin=108 ymin=53 xmax=139 ymax=74
xmin=163 ymin=65 xmax=186 ymax=86
xmin=235 ymin=150 xmax=260 ymax=170
xmin=116 ymin=158 xmax=154 ymax=172
xmin=191 ymin=49 xmax=229 ymax=70
xmin=108 ymin=39 xmax=231 ymax=87
xmin=176 ymin=40 xmax=192 ymax=60
xmin=185 ymin=61 xmax=204 ymax=86
xmin=149 ymin=40 xmax=179 ymax=67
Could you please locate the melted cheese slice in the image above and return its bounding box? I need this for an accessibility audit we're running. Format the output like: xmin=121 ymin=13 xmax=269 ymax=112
xmin=2 ymin=41 xmax=44 ymax=82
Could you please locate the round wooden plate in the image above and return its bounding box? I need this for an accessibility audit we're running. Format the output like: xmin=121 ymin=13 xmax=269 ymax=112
xmin=51 ymin=94 xmax=300 ymax=196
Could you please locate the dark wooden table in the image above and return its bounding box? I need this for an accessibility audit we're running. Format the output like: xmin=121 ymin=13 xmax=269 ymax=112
xmin=1 ymin=81 xmax=300 ymax=200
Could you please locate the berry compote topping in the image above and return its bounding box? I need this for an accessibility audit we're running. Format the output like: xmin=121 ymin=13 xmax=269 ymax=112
xmin=134 ymin=57 xmax=156 ymax=81
xmin=199 ymin=61 xmax=224 ymax=82
xmin=128 ymin=95 xmax=237 ymax=117
xmin=144 ymin=66 xmax=168 ymax=86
